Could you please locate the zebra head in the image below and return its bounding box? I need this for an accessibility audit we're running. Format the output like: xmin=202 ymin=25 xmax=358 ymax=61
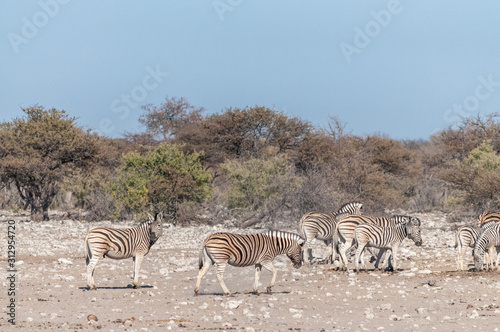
xmin=473 ymin=248 xmax=484 ymax=272
xmin=148 ymin=212 xmax=164 ymax=244
xmin=406 ymin=223 xmax=423 ymax=246
xmin=287 ymin=237 xmax=305 ymax=269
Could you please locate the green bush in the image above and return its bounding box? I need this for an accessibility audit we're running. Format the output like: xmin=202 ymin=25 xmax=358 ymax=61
xmin=112 ymin=143 xmax=213 ymax=221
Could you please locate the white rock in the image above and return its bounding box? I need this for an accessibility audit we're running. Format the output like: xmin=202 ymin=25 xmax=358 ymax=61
xmin=226 ymin=300 xmax=243 ymax=309
xmin=57 ymin=258 xmax=73 ymax=265
xmin=469 ymin=310 xmax=479 ymax=319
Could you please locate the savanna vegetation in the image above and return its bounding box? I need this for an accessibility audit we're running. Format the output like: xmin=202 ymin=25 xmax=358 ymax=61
xmin=1 ymin=100 xmax=499 ymax=224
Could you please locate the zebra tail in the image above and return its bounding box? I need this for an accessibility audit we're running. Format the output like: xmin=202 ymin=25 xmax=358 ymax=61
xmin=453 ymin=233 xmax=458 ymax=249
xmin=199 ymin=246 xmax=212 ymax=270
xmin=84 ymin=235 xmax=92 ymax=266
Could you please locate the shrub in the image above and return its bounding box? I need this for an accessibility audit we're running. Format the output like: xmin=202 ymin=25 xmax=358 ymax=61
xmin=112 ymin=143 xmax=213 ymax=221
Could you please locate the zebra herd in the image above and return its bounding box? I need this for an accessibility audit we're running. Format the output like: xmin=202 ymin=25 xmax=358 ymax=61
xmin=83 ymin=202 xmax=428 ymax=295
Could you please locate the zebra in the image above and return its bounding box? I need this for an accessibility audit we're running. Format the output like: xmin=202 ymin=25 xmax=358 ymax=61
xmin=454 ymin=226 xmax=479 ymax=271
xmin=477 ymin=211 xmax=500 ymax=227
xmin=353 ymin=220 xmax=423 ymax=272
xmin=299 ymin=202 xmax=362 ymax=264
xmin=84 ymin=213 xmax=164 ymax=290
xmin=335 ymin=215 xmax=421 ymax=271
xmin=472 ymin=220 xmax=500 ymax=271
xmin=474 ymin=222 xmax=500 ymax=271
xmin=194 ymin=230 xmax=304 ymax=296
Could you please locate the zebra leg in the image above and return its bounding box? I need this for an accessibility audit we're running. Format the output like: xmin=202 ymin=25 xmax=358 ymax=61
xmin=254 ymin=264 xmax=262 ymax=294
xmin=86 ymin=256 xmax=100 ymax=290
xmin=391 ymin=246 xmax=399 ymax=272
xmin=132 ymin=255 xmax=144 ymax=289
xmin=354 ymin=243 xmax=366 ymax=272
xmin=194 ymin=254 xmax=212 ymax=296
xmin=337 ymin=242 xmax=347 ymax=271
xmin=303 ymin=237 xmax=314 ymax=264
xmin=215 ymin=262 xmax=231 ymax=295
xmin=374 ymin=248 xmax=386 ymax=270
xmin=260 ymin=260 xmax=277 ymax=294
xmin=323 ymin=240 xmax=333 ymax=264
xmin=456 ymin=245 xmax=462 ymax=271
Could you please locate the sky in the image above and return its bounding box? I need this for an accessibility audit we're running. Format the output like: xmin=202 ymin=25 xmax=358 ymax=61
xmin=1 ymin=1 xmax=500 ymax=140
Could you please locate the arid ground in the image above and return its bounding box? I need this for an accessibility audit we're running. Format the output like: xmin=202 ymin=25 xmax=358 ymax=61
xmin=2 ymin=211 xmax=500 ymax=331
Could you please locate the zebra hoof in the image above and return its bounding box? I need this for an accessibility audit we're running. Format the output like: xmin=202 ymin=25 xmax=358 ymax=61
xmin=266 ymin=287 xmax=272 ymax=294
xmin=88 ymin=286 xmax=97 ymax=291
xmin=133 ymin=284 xmax=141 ymax=289
xmin=194 ymin=290 xmax=199 ymax=296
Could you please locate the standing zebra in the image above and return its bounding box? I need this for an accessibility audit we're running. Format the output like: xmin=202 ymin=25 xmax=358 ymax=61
xmin=335 ymin=215 xmax=419 ymax=271
xmin=299 ymin=202 xmax=362 ymax=264
xmin=454 ymin=226 xmax=479 ymax=271
xmin=194 ymin=230 xmax=304 ymax=296
xmin=84 ymin=213 xmax=164 ymax=290
xmin=474 ymin=222 xmax=500 ymax=271
xmin=354 ymin=220 xmax=422 ymax=272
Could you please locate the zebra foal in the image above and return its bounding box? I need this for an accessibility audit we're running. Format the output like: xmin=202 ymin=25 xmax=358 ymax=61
xmin=354 ymin=220 xmax=422 ymax=272
xmin=84 ymin=213 xmax=164 ymax=290
xmin=299 ymin=202 xmax=362 ymax=264
xmin=194 ymin=230 xmax=304 ymax=296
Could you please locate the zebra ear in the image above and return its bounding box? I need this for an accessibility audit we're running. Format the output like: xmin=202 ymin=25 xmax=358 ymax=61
xmin=298 ymin=238 xmax=305 ymax=246
xmin=157 ymin=212 xmax=163 ymax=221
xmin=148 ymin=213 xmax=154 ymax=223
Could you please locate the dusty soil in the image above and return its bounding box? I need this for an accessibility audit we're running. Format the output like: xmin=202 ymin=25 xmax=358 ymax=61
xmin=1 ymin=212 xmax=500 ymax=331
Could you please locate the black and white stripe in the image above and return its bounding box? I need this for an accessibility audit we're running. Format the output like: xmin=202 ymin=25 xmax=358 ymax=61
xmin=335 ymin=215 xmax=419 ymax=270
xmin=299 ymin=202 xmax=362 ymax=264
xmin=354 ymin=221 xmax=423 ymax=272
xmin=477 ymin=211 xmax=500 ymax=227
xmin=194 ymin=230 xmax=305 ymax=296
xmin=473 ymin=221 xmax=500 ymax=271
xmin=454 ymin=226 xmax=478 ymax=271
xmin=84 ymin=213 xmax=164 ymax=290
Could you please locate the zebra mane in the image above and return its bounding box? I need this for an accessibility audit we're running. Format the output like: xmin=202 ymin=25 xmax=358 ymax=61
xmin=264 ymin=230 xmax=304 ymax=242
xmin=480 ymin=220 xmax=499 ymax=229
xmin=390 ymin=215 xmax=421 ymax=227
xmin=390 ymin=215 xmax=411 ymax=224
xmin=337 ymin=202 xmax=363 ymax=214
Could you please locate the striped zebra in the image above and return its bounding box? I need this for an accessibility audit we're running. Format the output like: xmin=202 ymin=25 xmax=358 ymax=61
xmin=194 ymin=230 xmax=304 ymax=296
xmin=354 ymin=220 xmax=423 ymax=272
xmin=474 ymin=222 xmax=500 ymax=271
xmin=84 ymin=213 xmax=164 ymax=290
xmin=454 ymin=226 xmax=478 ymax=271
xmin=477 ymin=211 xmax=500 ymax=227
xmin=299 ymin=202 xmax=362 ymax=264
xmin=335 ymin=215 xmax=420 ymax=271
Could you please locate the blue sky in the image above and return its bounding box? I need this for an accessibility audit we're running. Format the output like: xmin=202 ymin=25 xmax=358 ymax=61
xmin=2 ymin=1 xmax=500 ymax=140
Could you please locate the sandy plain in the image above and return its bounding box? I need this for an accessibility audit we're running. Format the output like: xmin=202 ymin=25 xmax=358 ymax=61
xmin=1 ymin=211 xmax=500 ymax=331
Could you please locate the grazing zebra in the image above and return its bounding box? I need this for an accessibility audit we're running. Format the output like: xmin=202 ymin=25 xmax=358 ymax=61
xmin=474 ymin=222 xmax=500 ymax=271
xmin=472 ymin=220 xmax=500 ymax=271
xmin=194 ymin=230 xmax=304 ymax=296
xmin=299 ymin=202 xmax=362 ymax=264
xmin=477 ymin=211 xmax=500 ymax=227
xmin=454 ymin=226 xmax=479 ymax=271
xmin=335 ymin=215 xmax=420 ymax=271
xmin=84 ymin=213 xmax=164 ymax=290
xmin=354 ymin=220 xmax=423 ymax=272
